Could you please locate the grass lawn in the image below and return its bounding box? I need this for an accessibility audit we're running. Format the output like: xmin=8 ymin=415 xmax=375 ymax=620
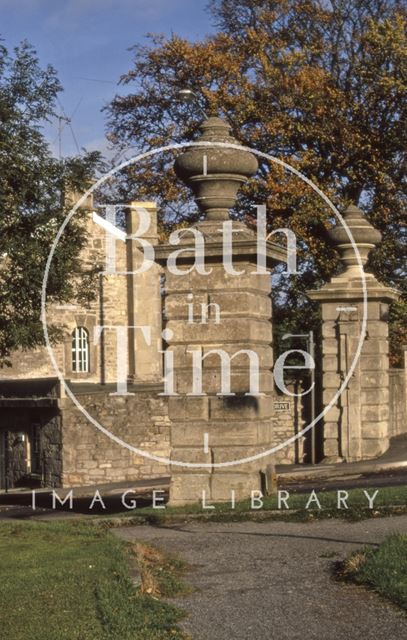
xmin=0 ymin=521 xmax=188 ymax=640
xmin=339 ymin=534 xmax=407 ymax=611
xmin=102 ymin=484 xmax=407 ymax=524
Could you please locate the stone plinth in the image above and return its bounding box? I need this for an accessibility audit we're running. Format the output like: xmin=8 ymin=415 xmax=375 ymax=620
xmin=308 ymin=205 xmax=399 ymax=461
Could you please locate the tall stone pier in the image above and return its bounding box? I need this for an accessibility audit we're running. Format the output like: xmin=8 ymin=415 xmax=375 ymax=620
xmin=308 ymin=205 xmax=399 ymax=462
xmin=156 ymin=117 xmax=285 ymax=505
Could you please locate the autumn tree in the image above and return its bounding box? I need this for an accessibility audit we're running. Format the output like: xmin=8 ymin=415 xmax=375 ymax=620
xmin=0 ymin=40 xmax=102 ymax=365
xmin=106 ymin=0 xmax=406 ymax=362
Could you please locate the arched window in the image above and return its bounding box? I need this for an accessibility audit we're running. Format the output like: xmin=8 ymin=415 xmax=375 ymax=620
xmin=71 ymin=327 xmax=89 ymax=373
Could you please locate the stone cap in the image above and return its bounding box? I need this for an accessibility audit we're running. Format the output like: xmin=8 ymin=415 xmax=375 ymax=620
xmin=328 ymin=204 xmax=382 ymax=249
xmin=174 ymin=116 xmax=258 ymax=221
xmin=307 ymin=280 xmax=400 ymax=303
xmin=307 ymin=202 xmax=400 ymax=303
xmin=328 ymin=203 xmax=382 ymax=278
xmin=155 ymin=235 xmax=287 ymax=267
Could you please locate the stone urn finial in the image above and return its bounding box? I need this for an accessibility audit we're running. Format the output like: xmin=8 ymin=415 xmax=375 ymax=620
xmin=174 ymin=116 xmax=258 ymax=221
xmin=328 ymin=204 xmax=382 ymax=278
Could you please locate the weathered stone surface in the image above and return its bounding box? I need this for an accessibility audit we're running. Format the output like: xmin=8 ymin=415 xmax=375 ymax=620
xmin=210 ymin=473 xmax=261 ymax=502
xmin=170 ymin=474 xmax=211 ymax=505
xmin=174 ymin=370 xmax=273 ymax=396
xmin=361 ymin=371 xmax=389 ymax=388
xmin=360 ymin=354 xmax=390 ymax=370
xmin=166 ymin=317 xmax=273 ymax=343
xmin=361 ymin=438 xmax=389 ymax=458
xmin=212 ymin=447 xmax=274 ymax=472
xmin=170 ymin=421 xmax=273 ymax=447
xmin=168 ymin=396 xmax=209 ymax=421
xmin=209 ymin=395 xmax=273 ymax=420
xmin=164 ymin=265 xmax=273 ymax=294
xmin=389 ymin=364 xmax=407 ymax=437
xmin=162 ymin=118 xmax=282 ymax=504
xmin=308 ymin=203 xmax=400 ymax=462
xmin=61 ymin=390 xmax=170 ymax=487
xmin=361 ymin=404 xmax=389 ymax=422
xmin=170 ymin=448 xmax=212 ymax=472
xmin=361 ymin=420 xmax=389 ymax=437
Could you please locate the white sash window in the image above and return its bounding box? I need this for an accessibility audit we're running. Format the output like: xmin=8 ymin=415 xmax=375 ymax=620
xmin=71 ymin=327 xmax=90 ymax=373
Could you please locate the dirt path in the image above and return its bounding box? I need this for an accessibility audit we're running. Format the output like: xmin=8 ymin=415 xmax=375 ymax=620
xmin=115 ymin=515 xmax=407 ymax=640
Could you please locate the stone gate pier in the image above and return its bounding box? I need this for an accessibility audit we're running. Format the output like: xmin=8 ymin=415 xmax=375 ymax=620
xmin=308 ymin=204 xmax=400 ymax=462
xmin=156 ymin=117 xmax=286 ymax=505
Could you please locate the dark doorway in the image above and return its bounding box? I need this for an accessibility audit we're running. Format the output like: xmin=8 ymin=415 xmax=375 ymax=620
xmin=0 ymin=431 xmax=6 ymax=490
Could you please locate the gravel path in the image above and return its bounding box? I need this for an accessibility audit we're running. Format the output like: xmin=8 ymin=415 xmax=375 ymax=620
xmin=115 ymin=515 xmax=407 ymax=640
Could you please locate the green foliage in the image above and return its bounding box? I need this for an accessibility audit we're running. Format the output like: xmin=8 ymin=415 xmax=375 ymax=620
xmin=106 ymin=0 xmax=406 ymax=362
xmin=0 ymin=40 xmax=102 ymax=365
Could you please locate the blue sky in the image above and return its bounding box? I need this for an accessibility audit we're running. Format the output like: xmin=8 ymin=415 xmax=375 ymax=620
xmin=1 ymin=0 xmax=214 ymax=157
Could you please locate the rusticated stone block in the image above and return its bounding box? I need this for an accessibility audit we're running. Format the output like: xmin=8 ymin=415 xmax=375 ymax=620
xmin=170 ymin=420 xmax=272 ymax=448
xmin=170 ymin=448 xmax=212 ymax=471
xmin=360 ymin=354 xmax=391 ymax=371
xmin=212 ymin=447 xmax=273 ymax=472
xmin=361 ymin=371 xmax=389 ymax=388
xmin=323 ymin=422 xmax=340 ymax=439
xmin=361 ymin=438 xmax=389 ymax=459
xmin=166 ymin=317 xmax=272 ymax=344
xmin=321 ymin=304 xmax=341 ymax=321
xmin=361 ymin=404 xmax=389 ymax=423
xmin=323 ymin=406 xmax=341 ymax=424
xmin=200 ymin=344 xmax=272 ymax=368
xmin=164 ymin=265 xmax=272 ymax=294
xmin=365 ymin=322 xmax=389 ymax=338
xmin=209 ymin=395 xmax=273 ymax=420
xmin=323 ymin=355 xmax=339 ymax=372
xmin=322 ymin=338 xmax=341 ymax=355
xmin=168 ymin=396 xmax=209 ymax=421
xmin=174 ymin=369 xmax=273 ymax=396
xmin=323 ymin=438 xmax=341 ymax=458
xmin=169 ymin=474 xmax=211 ymax=505
xmin=210 ymin=472 xmax=262 ymax=502
xmin=361 ymin=421 xmax=389 ymax=438
xmin=360 ymin=339 xmax=389 ymax=355
xmin=322 ymin=372 xmax=342 ymax=390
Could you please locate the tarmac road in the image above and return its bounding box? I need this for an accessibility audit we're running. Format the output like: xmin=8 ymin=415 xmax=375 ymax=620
xmin=116 ymin=515 xmax=407 ymax=640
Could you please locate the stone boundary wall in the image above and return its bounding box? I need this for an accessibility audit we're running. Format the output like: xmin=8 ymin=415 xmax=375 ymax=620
xmin=61 ymin=380 xmax=308 ymax=485
xmin=60 ymin=389 xmax=170 ymax=486
xmin=389 ymin=368 xmax=407 ymax=438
